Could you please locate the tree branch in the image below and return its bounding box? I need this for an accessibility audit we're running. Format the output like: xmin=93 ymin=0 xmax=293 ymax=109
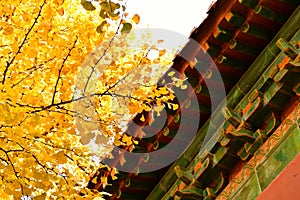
xmin=83 ymin=11 xmax=124 ymax=92
xmin=1 ymin=0 xmax=46 ymax=84
xmin=52 ymin=37 xmax=78 ymax=104
xmin=0 ymin=147 xmax=24 ymax=195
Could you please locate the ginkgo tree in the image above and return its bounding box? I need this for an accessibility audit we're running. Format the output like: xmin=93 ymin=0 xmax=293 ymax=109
xmin=0 ymin=0 xmax=180 ymax=199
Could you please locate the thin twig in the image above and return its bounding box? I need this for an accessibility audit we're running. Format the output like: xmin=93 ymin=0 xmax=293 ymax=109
xmin=2 ymin=0 xmax=46 ymax=84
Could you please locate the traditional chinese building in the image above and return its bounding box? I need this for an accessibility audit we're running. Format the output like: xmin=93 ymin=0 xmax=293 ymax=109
xmin=91 ymin=0 xmax=300 ymax=199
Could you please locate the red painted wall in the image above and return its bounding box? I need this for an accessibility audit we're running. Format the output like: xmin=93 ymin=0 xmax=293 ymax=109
xmin=257 ymin=152 xmax=300 ymax=200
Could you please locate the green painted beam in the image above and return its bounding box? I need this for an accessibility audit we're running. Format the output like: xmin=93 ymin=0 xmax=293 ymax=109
xmin=241 ymin=22 xmax=272 ymax=41
xmin=213 ymin=26 xmax=234 ymax=42
xmin=254 ymin=5 xmax=287 ymax=24
xmin=225 ymin=11 xmax=246 ymax=28
xmin=238 ymin=0 xmax=258 ymax=9
xmin=207 ymin=43 xmax=222 ymax=57
xmin=228 ymin=5 xmax=300 ymax=107
xmin=146 ymin=5 xmax=300 ymax=200
xmin=217 ymin=55 xmax=247 ymax=70
xmin=229 ymin=39 xmax=260 ymax=56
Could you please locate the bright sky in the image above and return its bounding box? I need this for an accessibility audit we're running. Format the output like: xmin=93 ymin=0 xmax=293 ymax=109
xmin=126 ymin=0 xmax=215 ymax=37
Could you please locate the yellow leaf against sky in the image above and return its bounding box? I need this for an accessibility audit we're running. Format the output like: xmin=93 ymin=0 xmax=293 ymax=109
xmin=132 ymin=14 xmax=140 ymax=24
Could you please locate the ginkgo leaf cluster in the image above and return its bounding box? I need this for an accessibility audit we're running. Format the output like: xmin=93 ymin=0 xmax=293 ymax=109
xmin=0 ymin=0 xmax=180 ymax=199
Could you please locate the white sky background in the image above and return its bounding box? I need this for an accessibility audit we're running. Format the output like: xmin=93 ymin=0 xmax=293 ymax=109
xmin=126 ymin=0 xmax=215 ymax=37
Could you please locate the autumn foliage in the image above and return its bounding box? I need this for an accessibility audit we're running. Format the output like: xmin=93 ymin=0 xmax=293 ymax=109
xmin=0 ymin=0 xmax=177 ymax=199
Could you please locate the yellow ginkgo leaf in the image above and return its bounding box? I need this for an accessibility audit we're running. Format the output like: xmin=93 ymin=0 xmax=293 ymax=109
xmin=91 ymin=176 xmax=98 ymax=184
xmin=122 ymin=134 xmax=133 ymax=146
xmin=3 ymin=25 xmax=13 ymax=35
xmin=132 ymin=14 xmax=140 ymax=24
xmin=168 ymin=71 xmax=175 ymax=77
xmin=159 ymin=49 xmax=166 ymax=56
xmin=114 ymin=139 xmax=122 ymax=146
xmin=57 ymin=7 xmax=64 ymax=16
xmin=181 ymin=84 xmax=188 ymax=90
xmin=93 ymin=197 xmax=105 ymax=200
xmin=54 ymin=151 xmax=67 ymax=164
xmin=100 ymin=176 xmax=108 ymax=188
xmin=158 ymin=87 xmax=170 ymax=95
xmin=173 ymin=104 xmax=179 ymax=110
xmin=140 ymin=114 xmax=145 ymax=122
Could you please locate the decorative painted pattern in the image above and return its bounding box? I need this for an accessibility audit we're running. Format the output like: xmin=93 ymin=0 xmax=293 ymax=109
xmin=217 ymin=102 xmax=300 ymax=200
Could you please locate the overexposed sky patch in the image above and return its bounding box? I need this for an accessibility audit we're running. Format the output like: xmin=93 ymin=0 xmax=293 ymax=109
xmin=126 ymin=0 xmax=215 ymax=37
